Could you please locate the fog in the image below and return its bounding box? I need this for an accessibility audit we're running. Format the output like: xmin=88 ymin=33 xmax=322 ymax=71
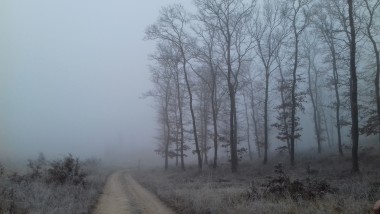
xmin=0 ymin=0 xmax=378 ymax=171
xmin=0 ymin=0 xmax=191 ymax=165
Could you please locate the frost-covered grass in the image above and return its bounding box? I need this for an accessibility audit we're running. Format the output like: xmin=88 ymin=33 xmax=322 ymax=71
xmin=134 ymin=147 xmax=380 ymax=214
xmin=0 ymin=155 xmax=110 ymax=214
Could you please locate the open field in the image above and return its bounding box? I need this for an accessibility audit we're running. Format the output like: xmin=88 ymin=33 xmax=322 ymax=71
xmin=133 ymin=149 xmax=380 ymax=214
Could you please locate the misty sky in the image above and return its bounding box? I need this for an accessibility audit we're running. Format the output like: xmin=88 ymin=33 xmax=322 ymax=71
xmin=0 ymin=0 xmax=192 ymax=161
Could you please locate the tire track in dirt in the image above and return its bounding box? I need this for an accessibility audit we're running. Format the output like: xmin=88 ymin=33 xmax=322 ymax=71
xmin=93 ymin=171 xmax=173 ymax=214
xmin=93 ymin=171 xmax=131 ymax=214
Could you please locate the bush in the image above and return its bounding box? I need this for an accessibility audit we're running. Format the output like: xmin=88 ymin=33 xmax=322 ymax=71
xmin=27 ymin=152 xmax=47 ymax=179
xmin=8 ymin=172 xmax=27 ymax=185
xmin=0 ymin=153 xmax=107 ymax=214
xmin=262 ymin=163 xmax=337 ymax=201
xmin=0 ymin=162 xmax=4 ymax=177
xmin=46 ymin=154 xmax=87 ymax=186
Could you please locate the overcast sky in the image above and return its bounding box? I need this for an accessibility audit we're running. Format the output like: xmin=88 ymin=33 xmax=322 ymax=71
xmin=0 ymin=0 xmax=193 ymax=162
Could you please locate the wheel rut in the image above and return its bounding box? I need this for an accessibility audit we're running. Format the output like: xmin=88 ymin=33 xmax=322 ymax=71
xmin=93 ymin=171 xmax=173 ymax=214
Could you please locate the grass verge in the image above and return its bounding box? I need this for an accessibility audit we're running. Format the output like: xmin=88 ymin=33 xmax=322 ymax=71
xmin=134 ymin=152 xmax=380 ymax=214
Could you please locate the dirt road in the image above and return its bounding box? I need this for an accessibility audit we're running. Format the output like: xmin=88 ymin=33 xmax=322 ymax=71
xmin=93 ymin=171 xmax=173 ymax=214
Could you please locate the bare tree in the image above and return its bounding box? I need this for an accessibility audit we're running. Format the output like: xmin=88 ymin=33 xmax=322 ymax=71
xmin=302 ymin=32 xmax=323 ymax=153
xmin=151 ymin=42 xmax=188 ymax=170
xmin=323 ymin=0 xmax=362 ymax=172
xmin=175 ymin=66 xmax=186 ymax=170
xmin=146 ymin=5 xmax=203 ymax=171
xmin=147 ymin=62 xmax=175 ymax=170
xmin=242 ymin=93 xmax=253 ymax=160
xmin=272 ymin=52 xmax=303 ymax=156
xmin=362 ymin=0 xmax=380 ymax=142
xmin=195 ymin=80 xmax=211 ymax=165
xmin=193 ymin=0 xmax=256 ymax=172
xmin=191 ymin=15 xmax=222 ymax=168
xmin=347 ymin=0 xmax=360 ymax=173
xmin=252 ymin=0 xmax=289 ymax=164
xmin=282 ymin=0 xmax=312 ymax=166
xmin=313 ymin=2 xmax=344 ymax=155
xmin=247 ymin=73 xmax=264 ymax=158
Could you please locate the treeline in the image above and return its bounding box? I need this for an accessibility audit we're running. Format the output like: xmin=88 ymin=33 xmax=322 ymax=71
xmin=145 ymin=0 xmax=380 ymax=173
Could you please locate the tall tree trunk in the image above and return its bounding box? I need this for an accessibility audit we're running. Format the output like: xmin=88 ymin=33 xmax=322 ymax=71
xmin=175 ymin=108 xmax=179 ymax=166
xmin=331 ymin=44 xmax=343 ymax=156
xmin=181 ymin=51 xmax=202 ymax=171
xmin=290 ymin=31 xmax=299 ymax=166
xmin=164 ymin=95 xmax=170 ymax=170
xmin=318 ymin=17 xmax=343 ymax=154
xmin=211 ymin=81 xmax=219 ymax=168
xmin=307 ymin=55 xmax=322 ymax=153
xmin=233 ymin=93 xmax=238 ymax=166
xmin=263 ymin=72 xmax=269 ymax=164
xmin=227 ymin=39 xmax=238 ymax=173
xmin=243 ymin=94 xmax=253 ymax=161
xmin=376 ymin=54 xmax=380 ymax=143
xmin=183 ymin=63 xmax=202 ymax=171
xmin=278 ymin=62 xmax=291 ymax=155
xmin=203 ymin=94 xmax=209 ymax=165
xmin=200 ymin=94 xmax=205 ymax=164
xmin=364 ymin=2 xmax=380 ymax=143
xmin=348 ymin=0 xmax=359 ymax=173
xmin=314 ymin=65 xmax=323 ymax=151
xmin=376 ymin=58 xmax=380 ymax=143
xmin=321 ymin=105 xmax=332 ymax=148
xmin=250 ymin=91 xmax=261 ymax=158
xmin=176 ymin=70 xmax=185 ymax=171
xmin=229 ymin=90 xmax=238 ymax=172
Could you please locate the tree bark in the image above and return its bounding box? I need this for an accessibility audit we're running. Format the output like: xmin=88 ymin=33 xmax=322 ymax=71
xmin=202 ymin=94 xmax=209 ymax=165
xmin=278 ymin=61 xmax=291 ymax=156
xmin=229 ymin=89 xmax=238 ymax=172
xmin=321 ymin=102 xmax=332 ymax=148
xmin=307 ymin=54 xmax=322 ymax=153
xmin=331 ymin=45 xmax=343 ymax=156
xmin=243 ymin=94 xmax=253 ymax=161
xmin=176 ymin=70 xmax=186 ymax=171
xmin=364 ymin=0 xmax=380 ymax=143
xmin=226 ymin=36 xmax=238 ymax=172
xmin=164 ymin=92 xmax=170 ymax=170
xmin=263 ymin=72 xmax=269 ymax=164
xmin=211 ymin=80 xmax=219 ymax=168
xmin=174 ymin=106 xmax=179 ymax=167
xmin=316 ymin=10 xmax=343 ymax=155
xmin=250 ymin=90 xmax=262 ymax=158
xmin=347 ymin=0 xmax=359 ymax=173
xmin=290 ymin=31 xmax=299 ymax=166
xmin=182 ymin=55 xmax=202 ymax=171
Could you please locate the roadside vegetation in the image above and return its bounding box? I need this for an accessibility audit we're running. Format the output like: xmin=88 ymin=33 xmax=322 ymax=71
xmin=0 ymin=153 xmax=109 ymax=214
xmin=134 ymin=147 xmax=380 ymax=214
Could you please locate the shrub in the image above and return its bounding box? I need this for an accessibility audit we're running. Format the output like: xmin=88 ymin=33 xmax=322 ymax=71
xmin=262 ymin=163 xmax=337 ymax=201
xmin=27 ymin=152 xmax=47 ymax=179
xmin=46 ymin=154 xmax=87 ymax=186
xmin=8 ymin=172 xmax=27 ymax=185
xmin=0 ymin=162 xmax=4 ymax=177
xmin=245 ymin=181 xmax=260 ymax=200
xmin=0 ymin=153 xmax=107 ymax=214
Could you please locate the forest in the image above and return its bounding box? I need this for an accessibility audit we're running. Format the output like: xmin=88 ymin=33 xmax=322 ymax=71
xmin=2 ymin=0 xmax=380 ymax=213
xmin=145 ymin=0 xmax=380 ymax=174
xmin=134 ymin=1 xmax=380 ymax=213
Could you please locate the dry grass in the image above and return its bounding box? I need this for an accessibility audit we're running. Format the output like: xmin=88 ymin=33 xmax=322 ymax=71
xmin=133 ymin=148 xmax=380 ymax=214
xmin=0 ymin=155 xmax=111 ymax=214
